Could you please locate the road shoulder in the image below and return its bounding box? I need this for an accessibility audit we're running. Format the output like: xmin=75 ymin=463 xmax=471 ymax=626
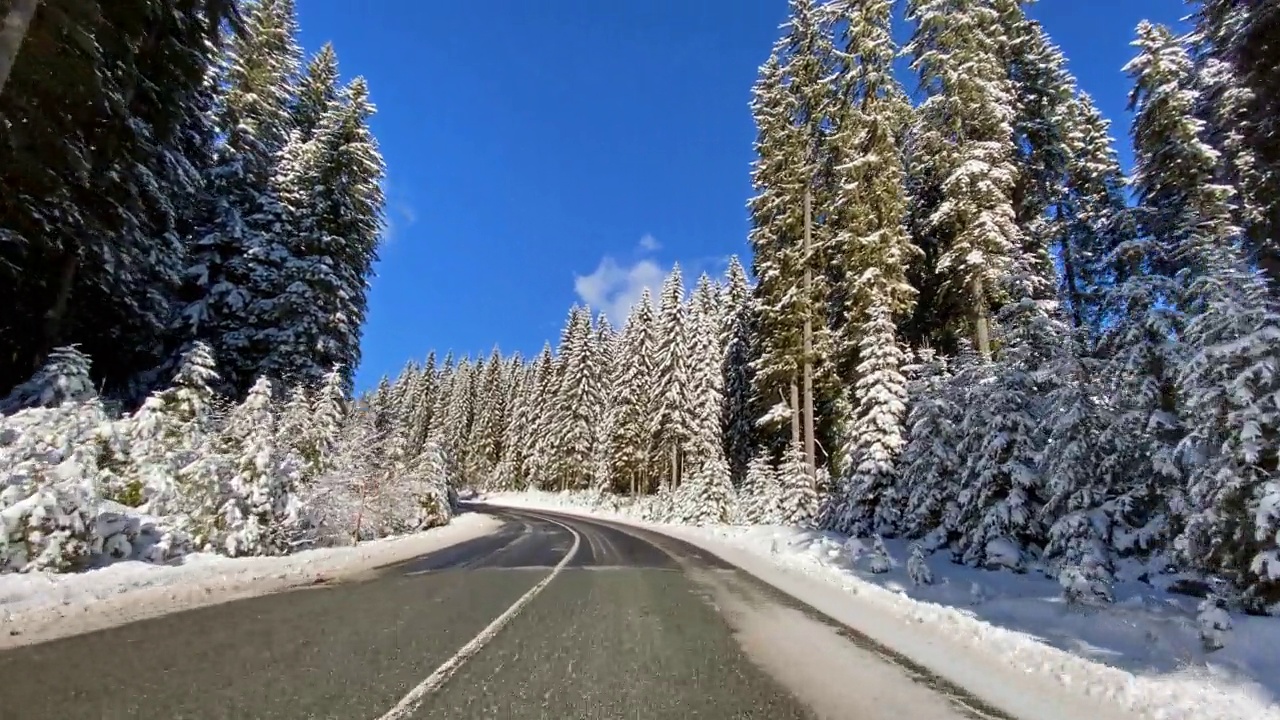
xmin=0 ymin=511 xmax=503 ymax=649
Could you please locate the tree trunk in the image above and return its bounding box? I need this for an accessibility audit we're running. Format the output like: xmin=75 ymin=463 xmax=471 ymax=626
xmin=971 ymin=274 xmax=992 ymax=361
xmin=789 ymin=380 xmax=800 ymax=448
xmin=352 ymin=484 xmax=367 ymax=545
xmin=669 ymin=445 xmax=678 ymax=490
xmin=1055 ymin=207 xmax=1085 ymax=332
xmin=802 ymin=188 xmax=816 ymax=477
xmin=0 ymin=0 xmax=40 ymax=98
xmin=37 ymin=247 xmax=80 ymax=371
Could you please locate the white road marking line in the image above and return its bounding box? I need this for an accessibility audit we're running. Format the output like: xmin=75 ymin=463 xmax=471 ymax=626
xmin=373 ymin=514 xmax=582 ymax=720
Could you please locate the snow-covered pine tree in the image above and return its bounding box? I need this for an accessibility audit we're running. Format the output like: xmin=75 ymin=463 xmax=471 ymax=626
xmin=776 ymin=440 xmax=818 ymax=527
xmin=446 ymin=357 xmax=480 ymax=482
xmin=549 ymin=307 xmax=600 ymax=491
xmin=390 ymin=360 xmax=420 ymax=419
xmin=1189 ymin=0 xmax=1280 ymax=296
xmin=610 ymin=290 xmax=660 ymax=496
xmin=259 ymin=71 xmax=386 ymax=391
xmin=947 ymin=296 xmax=1066 ymax=569
xmin=653 ymin=265 xmax=695 ymax=489
xmin=217 ymin=377 xmax=306 ymax=557
xmin=898 ymin=348 xmax=962 ymax=544
xmin=1060 ymin=93 xmax=1137 ymax=337
xmin=125 ymin=342 xmax=222 ymax=511
xmin=590 ymin=315 xmax=618 ymax=492
xmin=738 ymin=451 xmax=782 ymax=525
xmin=995 ymin=8 xmax=1078 ymax=302
xmin=0 ymin=346 xmax=97 ymax=414
xmin=466 ymin=348 xmax=506 ymax=484
xmin=1098 ymin=21 xmax=1230 ymax=563
xmin=831 ymin=302 xmax=911 ymax=537
xmin=905 ymin=0 xmax=1024 ymax=360
xmin=523 ymin=344 xmax=559 ymax=490
xmin=276 ymin=384 xmax=314 ymax=478
xmin=1039 ymin=346 xmax=1118 ymax=596
xmin=720 ymin=257 xmax=756 ymax=485
xmin=674 ymin=275 xmax=736 ymax=525
xmin=1123 ymin=21 xmax=1280 ymax=608
xmin=405 ymin=352 xmax=438 ymax=453
xmin=310 ymin=364 xmax=348 ymax=476
xmin=292 ymin=43 xmax=340 ymax=140
xmin=822 ymin=0 xmax=917 ymax=538
xmin=749 ymin=0 xmax=841 ymax=472
xmin=180 ymin=0 xmax=303 ymax=396
xmin=691 ymin=275 xmax=726 ymax=406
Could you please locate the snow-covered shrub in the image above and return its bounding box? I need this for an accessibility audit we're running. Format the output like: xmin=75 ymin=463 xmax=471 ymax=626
xmin=777 ymin=442 xmax=817 ymax=527
xmin=737 ymin=451 xmax=780 ymax=525
xmin=126 ymin=342 xmax=223 ymax=515
xmin=907 ymin=544 xmax=934 ymax=586
xmin=0 ymin=346 xmax=96 ymax=415
xmin=1046 ymin=510 xmax=1115 ymax=604
xmin=0 ymin=394 xmax=116 ymax=573
xmin=867 ymin=535 xmax=892 ymax=574
xmin=1197 ymin=595 xmax=1232 ymax=651
xmin=673 ymin=456 xmax=735 ymax=526
xmin=0 ymin=484 xmax=93 ymax=572
xmin=215 ymin=378 xmax=309 ymax=557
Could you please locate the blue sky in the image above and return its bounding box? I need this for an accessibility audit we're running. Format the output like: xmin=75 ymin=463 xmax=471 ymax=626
xmin=293 ymin=0 xmax=1189 ymax=392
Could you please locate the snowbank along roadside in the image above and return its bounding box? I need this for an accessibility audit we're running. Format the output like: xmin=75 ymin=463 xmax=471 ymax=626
xmin=0 ymin=512 xmax=501 ymax=649
xmin=481 ymin=491 xmax=1280 ymax=720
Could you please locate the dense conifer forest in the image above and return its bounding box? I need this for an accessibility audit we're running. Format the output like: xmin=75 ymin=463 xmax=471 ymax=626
xmin=1 ymin=0 xmax=1278 ymax=622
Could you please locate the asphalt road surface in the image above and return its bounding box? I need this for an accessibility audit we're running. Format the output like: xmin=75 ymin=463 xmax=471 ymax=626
xmin=0 ymin=505 xmax=1016 ymax=720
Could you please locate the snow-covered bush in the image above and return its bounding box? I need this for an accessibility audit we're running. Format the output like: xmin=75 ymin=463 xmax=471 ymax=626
xmin=0 ymin=484 xmax=93 ymax=572
xmin=673 ymin=457 xmax=736 ymax=526
xmin=0 ymin=346 xmax=97 ymax=415
xmin=907 ymin=544 xmax=934 ymax=586
xmin=0 ymin=343 xmax=474 ymax=574
xmin=214 ymin=378 xmax=309 ymax=557
xmin=867 ymin=535 xmax=893 ymax=574
xmin=1197 ymin=595 xmax=1233 ymax=651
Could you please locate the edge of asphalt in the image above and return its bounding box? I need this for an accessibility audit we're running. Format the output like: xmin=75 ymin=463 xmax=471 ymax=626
xmin=475 ymin=500 xmax=1140 ymax=720
xmin=0 ymin=511 xmax=504 ymax=650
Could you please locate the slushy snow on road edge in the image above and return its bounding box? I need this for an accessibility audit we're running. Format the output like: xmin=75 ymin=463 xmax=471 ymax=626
xmin=0 ymin=512 xmax=500 ymax=649
xmin=481 ymin=491 xmax=1280 ymax=720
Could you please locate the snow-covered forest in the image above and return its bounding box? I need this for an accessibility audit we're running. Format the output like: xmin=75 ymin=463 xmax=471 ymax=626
xmin=0 ymin=1 xmax=452 ymax=571
xmin=2 ymin=0 xmax=1278 ymax=626
xmin=384 ymin=0 xmax=1280 ymax=616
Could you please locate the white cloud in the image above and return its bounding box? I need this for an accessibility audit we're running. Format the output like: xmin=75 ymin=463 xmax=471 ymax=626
xmin=573 ymin=256 xmax=666 ymax=324
xmin=638 ymin=233 xmax=661 ymax=252
xmin=377 ymin=177 xmax=416 ymax=244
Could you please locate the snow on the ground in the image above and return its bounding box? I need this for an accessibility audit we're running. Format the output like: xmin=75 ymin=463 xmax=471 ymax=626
xmin=481 ymin=490 xmax=1280 ymax=720
xmin=0 ymin=511 xmax=500 ymax=649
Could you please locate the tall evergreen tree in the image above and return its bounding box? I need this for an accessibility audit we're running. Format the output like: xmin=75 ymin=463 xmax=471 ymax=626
xmin=611 ymin=290 xmax=660 ymax=495
xmin=653 ymin=266 xmax=695 ymax=488
xmin=0 ymin=0 xmax=236 ymax=395
xmin=179 ymin=0 xmax=302 ymax=395
xmin=720 ymin=257 xmax=756 ymax=485
xmin=549 ymin=307 xmax=600 ymax=491
xmin=1190 ymin=0 xmax=1280 ymax=295
xmin=906 ymin=0 xmax=1025 ymax=359
xmin=748 ymin=0 xmax=839 ymax=465
xmin=823 ymin=0 xmax=918 ymax=535
xmin=1060 ymin=93 xmax=1137 ymax=336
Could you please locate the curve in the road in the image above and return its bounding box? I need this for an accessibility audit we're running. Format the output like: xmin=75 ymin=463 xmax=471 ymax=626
xmin=377 ymin=511 xmax=582 ymax=720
